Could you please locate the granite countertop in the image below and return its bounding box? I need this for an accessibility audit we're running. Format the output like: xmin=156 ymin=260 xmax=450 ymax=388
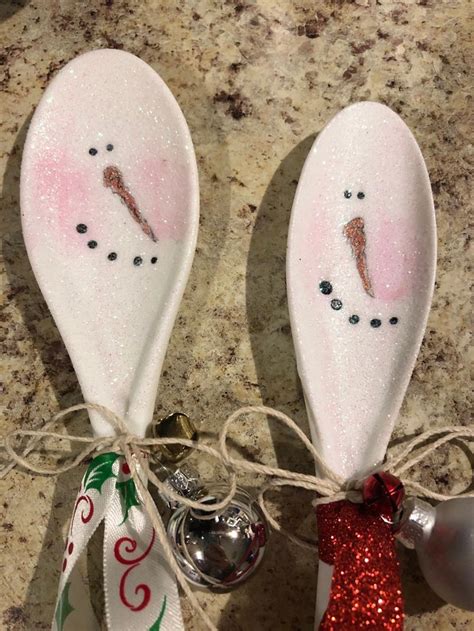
xmin=0 ymin=1 xmax=472 ymax=629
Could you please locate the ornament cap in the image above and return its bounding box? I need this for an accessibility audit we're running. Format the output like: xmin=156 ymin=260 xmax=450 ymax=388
xmin=161 ymin=463 xmax=203 ymax=510
xmin=396 ymin=497 xmax=436 ymax=549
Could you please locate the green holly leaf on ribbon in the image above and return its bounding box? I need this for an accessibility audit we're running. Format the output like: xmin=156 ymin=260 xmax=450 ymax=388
xmin=149 ymin=596 xmax=167 ymax=630
xmin=116 ymin=477 xmax=140 ymax=523
xmin=55 ymin=582 xmax=74 ymax=631
xmin=83 ymin=452 xmax=120 ymax=494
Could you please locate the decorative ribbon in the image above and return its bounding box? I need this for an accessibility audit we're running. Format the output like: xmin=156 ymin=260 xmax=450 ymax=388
xmin=53 ymin=452 xmax=181 ymax=631
xmin=317 ymin=501 xmax=403 ymax=630
xmin=1 ymin=403 xmax=473 ymax=631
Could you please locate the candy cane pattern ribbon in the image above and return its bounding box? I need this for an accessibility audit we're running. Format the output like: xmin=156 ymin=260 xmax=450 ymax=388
xmin=52 ymin=452 xmax=184 ymax=631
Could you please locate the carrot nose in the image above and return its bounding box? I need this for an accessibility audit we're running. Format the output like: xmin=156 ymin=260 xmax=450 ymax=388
xmin=103 ymin=165 xmax=123 ymax=191
xmin=343 ymin=216 xmax=374 ymax=297
xmin=103 ymin=165 xmax=157 ymax=243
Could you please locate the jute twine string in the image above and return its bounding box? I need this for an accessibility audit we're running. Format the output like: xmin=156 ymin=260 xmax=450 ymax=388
xmin=1 ymin=403 xmax=473 ymax=631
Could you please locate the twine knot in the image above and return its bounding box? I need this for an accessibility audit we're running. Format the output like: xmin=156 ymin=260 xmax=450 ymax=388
xmin=110 ymin=433 xmax=138 ymax=452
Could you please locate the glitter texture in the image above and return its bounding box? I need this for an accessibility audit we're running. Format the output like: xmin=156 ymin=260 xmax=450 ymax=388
xmin=287 ymin=102 xmax=436 ymax=479
xmin=317 ymin=501 xmax=403 ymax=630
xmin=20 ymin=49 xmax=199 ymax=438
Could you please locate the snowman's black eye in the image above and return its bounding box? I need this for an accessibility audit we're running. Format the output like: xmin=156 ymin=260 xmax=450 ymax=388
xmin=106 ymin=144 xmax=114 ymax=152
xmin=344 ymin=190 xmax=352 ymax=199
xmin=357 ymin=191 xmax=365 ymax=199
xmin=89 ymin=147 xmax=98 ymax=156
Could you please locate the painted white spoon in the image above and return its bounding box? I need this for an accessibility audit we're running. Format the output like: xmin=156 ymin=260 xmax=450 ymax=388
xmin=21 ymin=49 xmax=199 ymax=629
xmin=21 ymin=49 xmax=199 ymax=439
xmin=287 ymin=101 xmax=436 ymax=625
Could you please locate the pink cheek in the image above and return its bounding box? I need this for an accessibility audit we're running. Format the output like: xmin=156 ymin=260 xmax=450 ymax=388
xmin=32 ymin=156 xmax=95 ymax=249
xmin=299 ymin=211 xmax=330 ymax=295
xmin=370 ymin=219 xmax=416 ymax=302
xmin=131 ymin=158 xmax=190 ymax=241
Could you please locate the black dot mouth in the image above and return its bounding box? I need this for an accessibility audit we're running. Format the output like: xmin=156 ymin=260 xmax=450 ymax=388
xmin=319 ymin=279 xmax=398 ymax=329
xmin=319 ymin=280 xmax=333 ymax=295
xmin=75 ymin=223 xmax=158 ymax=267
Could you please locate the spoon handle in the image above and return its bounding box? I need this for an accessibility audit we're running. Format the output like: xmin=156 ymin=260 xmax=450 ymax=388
xmin=287 ymin=102 xmax=436 ymax=626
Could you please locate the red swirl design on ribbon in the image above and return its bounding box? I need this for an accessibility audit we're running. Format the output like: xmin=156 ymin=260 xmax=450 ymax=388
xmin=71 ymin=495 xmax=94 ymax=532
xmin=114 ymin=529 xmax=156 ymax=612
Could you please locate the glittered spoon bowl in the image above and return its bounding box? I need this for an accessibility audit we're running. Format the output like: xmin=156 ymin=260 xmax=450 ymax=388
xmin=287 ymin=101 xmax=436 ymax=624
xmin=21 ymin=49 xmax=199 ymax=439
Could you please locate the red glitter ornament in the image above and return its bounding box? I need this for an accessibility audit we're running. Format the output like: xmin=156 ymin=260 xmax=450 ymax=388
xmin=317 ymin=500 xmax=403 ymax=630
xmin=362 ymin=471 xmax=405 ymax=523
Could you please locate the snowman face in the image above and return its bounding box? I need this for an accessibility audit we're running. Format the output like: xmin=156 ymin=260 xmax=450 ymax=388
xmin=21 ymin=50 xmax=199 ymax=437
xmin=294 ymin=104 xmax=433 ymax=332
xmin=314 ymin=183 xmax=405 ymax=328
xmin=22 ymin=50 xmax=195 ymax=268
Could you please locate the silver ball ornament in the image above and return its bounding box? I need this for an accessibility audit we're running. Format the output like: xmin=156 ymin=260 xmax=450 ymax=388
xmin=397 ymin=497 xmax=474 ymax=611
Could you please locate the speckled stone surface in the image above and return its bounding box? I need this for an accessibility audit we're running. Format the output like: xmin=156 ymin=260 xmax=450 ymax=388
xmin=0 ymin=1 xmax=473 ymax=630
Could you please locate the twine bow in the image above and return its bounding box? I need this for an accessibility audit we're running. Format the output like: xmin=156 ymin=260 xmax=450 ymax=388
xmin=1 ymin=403 xmax=473 ymax=630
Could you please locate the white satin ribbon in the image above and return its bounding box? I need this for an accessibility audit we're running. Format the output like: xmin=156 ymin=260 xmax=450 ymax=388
xmin=52 ymin=452 xmax=184 ymax=631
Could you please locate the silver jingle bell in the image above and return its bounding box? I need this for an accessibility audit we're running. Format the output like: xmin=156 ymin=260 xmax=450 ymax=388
xmin=167 ymin=483 xmax=268 ymax=589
